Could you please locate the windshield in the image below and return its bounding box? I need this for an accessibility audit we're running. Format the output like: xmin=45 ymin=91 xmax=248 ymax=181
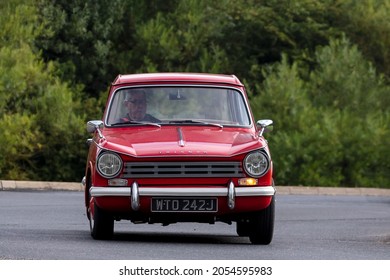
xmin=106 ymin=86 xmax=251 ymax=127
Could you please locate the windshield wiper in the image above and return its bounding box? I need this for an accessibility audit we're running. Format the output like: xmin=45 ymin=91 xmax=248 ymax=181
xmin=169 ymin=120 xmax=223 ymax=128
xmin=110 ymin=121 xmax=161 ymax=128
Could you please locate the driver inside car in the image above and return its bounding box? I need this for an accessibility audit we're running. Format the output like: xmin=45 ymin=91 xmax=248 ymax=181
xmin=119 ymin=89 xmax=160 ymax=123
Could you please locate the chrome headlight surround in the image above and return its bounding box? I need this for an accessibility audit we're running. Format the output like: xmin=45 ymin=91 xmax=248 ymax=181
xmin=243 ymin=150 xmax=270 ymax=178
xmin=96 ymin=152 xmax=123 ymax=178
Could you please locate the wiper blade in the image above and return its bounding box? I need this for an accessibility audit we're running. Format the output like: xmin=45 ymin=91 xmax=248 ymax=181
xmin=111 ymin=121 xmax=161 ymax=128
xmin=169 ymin=120 xmax=223 ymax=128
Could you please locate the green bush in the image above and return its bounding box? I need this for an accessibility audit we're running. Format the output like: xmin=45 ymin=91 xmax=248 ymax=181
xmin=251 ymin=37 xmax=390 ymax=188
xmin=1 ymin=0 xmax=389 ymax=187
xmin=0 ymin=0 xmax=87 ymax=181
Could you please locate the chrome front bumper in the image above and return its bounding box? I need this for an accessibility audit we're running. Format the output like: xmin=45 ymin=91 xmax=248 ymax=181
xmin=89 ymin=181 xmax=275 ymax=211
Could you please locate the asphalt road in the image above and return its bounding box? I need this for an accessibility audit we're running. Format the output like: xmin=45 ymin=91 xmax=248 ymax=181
xmin=0 ymin=191 xmax=389 ymax=260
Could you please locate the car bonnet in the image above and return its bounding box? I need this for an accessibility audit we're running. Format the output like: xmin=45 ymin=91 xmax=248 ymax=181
xmin=98 ymin=125 xmax=266 ymax=158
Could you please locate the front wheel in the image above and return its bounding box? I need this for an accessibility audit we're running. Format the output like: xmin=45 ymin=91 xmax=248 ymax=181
xmin=90 ymin=203 xmax=114 ymax=240
xmin=248 ymin=196 xmax=275 ymax=245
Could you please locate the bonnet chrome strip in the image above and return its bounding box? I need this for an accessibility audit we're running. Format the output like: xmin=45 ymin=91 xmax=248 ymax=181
xmin=177 ymin=127 xmax=185 ymax=147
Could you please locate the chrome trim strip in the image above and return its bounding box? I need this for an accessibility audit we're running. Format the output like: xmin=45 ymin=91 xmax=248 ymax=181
xmin=235 ymin=186 xmax=275 ymax=196
xmin=177 ymin=127 xmax=185 ymax=147
xmin=131 ymin=181 xmax=140 ymax=211
xmin=90 ymin=186 xmax=275 ymax=197
xmin=227 ymin=181 xmax=235 ymax=209
xmin=90 ymin=187 xmax=130 ymax=197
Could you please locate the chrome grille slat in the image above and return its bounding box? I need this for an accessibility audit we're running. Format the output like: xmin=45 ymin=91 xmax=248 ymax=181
xmin=122 ymin=162 xmax=243 ymax=178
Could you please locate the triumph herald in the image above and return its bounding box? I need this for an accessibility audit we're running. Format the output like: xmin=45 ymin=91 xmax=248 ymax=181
xmin=82 ymin=73 xmax=275 ymax=244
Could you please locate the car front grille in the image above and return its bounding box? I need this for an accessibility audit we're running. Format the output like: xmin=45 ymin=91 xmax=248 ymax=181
xmin=122 ymin=161 xmax=244 ymax=178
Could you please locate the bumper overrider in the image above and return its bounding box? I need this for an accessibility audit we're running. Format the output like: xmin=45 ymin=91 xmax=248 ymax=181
xmin=87 ymin=180 xmax=275 ymax=211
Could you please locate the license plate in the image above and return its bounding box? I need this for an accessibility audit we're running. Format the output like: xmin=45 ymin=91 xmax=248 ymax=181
xmin=151 ymin=198 xmax=217 ymax=212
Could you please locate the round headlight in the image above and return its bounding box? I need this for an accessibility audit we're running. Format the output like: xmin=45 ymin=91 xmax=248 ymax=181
xmin=97 ymin=152 xmax=122 ymax=178
xmin=243 ymin=150 xmax=270 ymax=177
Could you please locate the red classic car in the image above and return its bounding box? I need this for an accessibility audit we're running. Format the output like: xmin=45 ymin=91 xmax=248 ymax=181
xmin=82 ymin=73 xmax=275 ymax=244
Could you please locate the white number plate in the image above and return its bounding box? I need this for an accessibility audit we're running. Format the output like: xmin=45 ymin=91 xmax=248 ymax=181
xmin=151 ymin=198 xmax=217 ymax=212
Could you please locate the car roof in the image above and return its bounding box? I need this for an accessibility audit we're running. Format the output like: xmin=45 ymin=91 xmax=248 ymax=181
xmin=112 ymin=73 xmax=243 ymax=87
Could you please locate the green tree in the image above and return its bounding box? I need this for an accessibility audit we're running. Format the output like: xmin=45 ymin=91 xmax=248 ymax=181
xmin=0 ymin=0 xmax=86 ymax=181
xmin=251 ymin=37 xmax=390 ymax=187
xmin=330 ymin=0 xmax=390 ymax=80
xmin=308 ymin=37 xmax=390 ymax=187
xmin=2 ymin=0 xmax=389 ymax=187
xmin=131 ymin=0 xmax=230 ymax=73
xmin=36 ymin=0 xmax=179 ymax=96
xmin=308 ymin=35 xmax=389 ymax=113
xmin=36 ymin=0 xmax=127 ymax=95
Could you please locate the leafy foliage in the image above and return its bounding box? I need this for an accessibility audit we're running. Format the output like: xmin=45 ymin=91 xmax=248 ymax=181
xmin=252 ymin=37 xmax=390 ymax=187
xmin=331 ymin=0 xmax=390 ymax=80
xmin=0 ymin=0 xmax=86 ymax=180
xmin=0 ymin=0 xmax=389 ymax=187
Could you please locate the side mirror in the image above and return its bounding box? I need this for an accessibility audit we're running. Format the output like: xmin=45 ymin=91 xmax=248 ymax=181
xmin=87 ymin=120 xmax=104 ymax=139
xmin=256 ymin=119 xmax=273 ymax=136
xmin=87 ymin=120 xmax=103 ymax=133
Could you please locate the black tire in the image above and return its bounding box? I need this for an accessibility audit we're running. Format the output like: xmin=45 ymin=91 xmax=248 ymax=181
xmin=236 ymin=221 xmax=251 ymax=237
xmin=248 ymin=196 xmax=275 ymax=245
xmin=85 ymin=176 xmax=91 ymax=220
xmin=90 ymin=203 xmax=114 ymax=240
